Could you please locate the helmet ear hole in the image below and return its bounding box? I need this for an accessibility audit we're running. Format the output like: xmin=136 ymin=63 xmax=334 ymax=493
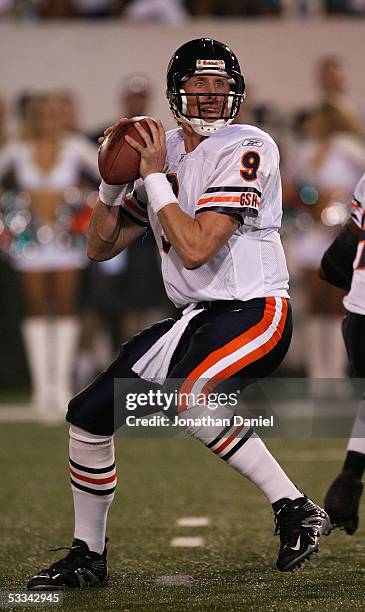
xmin=166 ymin=38 xmax=245 ymax=136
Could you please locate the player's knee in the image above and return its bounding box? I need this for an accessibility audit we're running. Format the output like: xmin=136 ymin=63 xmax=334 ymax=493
xmin=66 ymin=390 xmax=115 ymax=436
xmin=66 ymin=392 xmax=87 ymax=427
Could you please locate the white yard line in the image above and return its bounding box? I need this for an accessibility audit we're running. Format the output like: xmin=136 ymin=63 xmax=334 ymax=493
xmin=177 ymin=517 xmax=210 ymax=527
xmin=170 ymin=537 xmax=205 ymax=547
xmin=155 ymin=575 xmax=194 ymax=587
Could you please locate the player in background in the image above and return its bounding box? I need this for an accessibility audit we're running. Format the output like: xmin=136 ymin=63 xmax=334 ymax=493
xmin=27 ymin=38 xmax=331 ymax=590
xmin=321 ymin=172 xmax=365 ymax=534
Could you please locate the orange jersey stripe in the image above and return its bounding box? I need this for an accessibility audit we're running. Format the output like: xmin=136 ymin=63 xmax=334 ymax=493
xmin=197 ymin=196 xmax=241 ymax=206
xmin=179 ymin=297 xmax=276 ymax=403
xmin=199 ymin=298 xmax=287 ymax=397
xmin=69 ymin=467 xmax=116 ymax=486
xmin=177 ymin=298 xmax=287 ymax=412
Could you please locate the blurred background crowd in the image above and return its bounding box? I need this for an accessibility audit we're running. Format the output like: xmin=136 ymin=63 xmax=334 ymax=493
xmin=0 ymin=14 xmax=365 ymax=418
xmin=0 ymin=0 xmax=365 ymax=20
xmin=0 ymin=76 xmax=174 ymax=412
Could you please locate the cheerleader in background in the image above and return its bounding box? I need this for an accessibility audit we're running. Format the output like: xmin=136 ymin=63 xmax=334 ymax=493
xmin=0 ymin=93 xmax=100 ymax=414
xmin=286 ymin=101 xmax=365 ymax=382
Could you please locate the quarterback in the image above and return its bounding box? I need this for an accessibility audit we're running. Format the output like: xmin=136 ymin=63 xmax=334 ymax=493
xmin=27 ymin=38 xmax=331 ymax=589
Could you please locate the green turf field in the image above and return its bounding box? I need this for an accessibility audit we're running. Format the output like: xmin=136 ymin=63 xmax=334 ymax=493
xmin=1 ymin=423 xmax=365 ymax=611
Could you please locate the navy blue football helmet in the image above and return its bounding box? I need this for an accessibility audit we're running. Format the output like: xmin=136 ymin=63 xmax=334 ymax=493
xmin=166 ymin=38 xmax=245 ymax=136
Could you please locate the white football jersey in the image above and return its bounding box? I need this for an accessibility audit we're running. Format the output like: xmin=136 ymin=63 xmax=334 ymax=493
xmin=121 ymin=124 xmax=289 ymax=308
xmin=343 ymin=172 xmax=365 ymax=315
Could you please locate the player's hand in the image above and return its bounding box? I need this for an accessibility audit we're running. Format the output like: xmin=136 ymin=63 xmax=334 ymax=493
xmin=97 ymin=117 xmax=130 ymax=146
xmin=125 ymin=118 xmax=166 ymax=179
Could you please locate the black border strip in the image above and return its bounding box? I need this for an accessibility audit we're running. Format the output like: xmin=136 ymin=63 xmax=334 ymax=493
xmin=69 ymin=458 xmax=115 ymax=475
xmin=70 ymin=478 xmax=116 ymax=496
xmin=206 ymin=415 xmax=236 ymax=448
xmin=353 ymin=196 xmax=362 ymax=207
xmin=221 ymin=427 xmax=254 ymax=461
xmin=196 ymin=206 xmax=249 ymax=218
xmin=205 ymin=186 xmax=262 ymax=196
xmin=120 ymin=207 xmax=150 ymax=228
xmin=132 ymin=190 xmax=148 ymax=210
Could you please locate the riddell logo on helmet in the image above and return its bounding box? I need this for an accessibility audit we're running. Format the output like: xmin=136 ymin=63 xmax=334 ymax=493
xmin=196 ymin=59 xmax=226 ymax=70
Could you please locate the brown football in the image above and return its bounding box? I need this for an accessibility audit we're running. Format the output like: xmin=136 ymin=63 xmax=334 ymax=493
xmin=98 ymin=116 xmax=155 ymax=185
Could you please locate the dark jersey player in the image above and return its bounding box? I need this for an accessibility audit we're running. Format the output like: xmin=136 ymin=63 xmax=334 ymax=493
xmin=27 ymin=38 xmax=331 ymax=590
xmin=321 ymin=172 xmax=365 ymax=534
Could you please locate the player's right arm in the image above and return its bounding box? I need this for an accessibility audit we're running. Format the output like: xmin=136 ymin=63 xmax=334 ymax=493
xmin=87 ymin=198 xmax=145 ymax=261
xmin=88 ymin=119 xmax=150 ymax=261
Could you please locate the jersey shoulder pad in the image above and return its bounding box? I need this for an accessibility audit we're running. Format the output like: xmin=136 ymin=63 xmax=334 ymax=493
xmin=241 ymin=126 xmax=279 ymax=161
xmin=212 ymin=124 xmax=278 ymax=157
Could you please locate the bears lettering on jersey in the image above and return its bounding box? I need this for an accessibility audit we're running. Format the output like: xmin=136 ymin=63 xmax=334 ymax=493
xmin=240 ymin=189 xmax=261 ymax=217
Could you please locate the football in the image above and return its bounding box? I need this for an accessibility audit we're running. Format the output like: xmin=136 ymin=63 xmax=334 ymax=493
xmin=98 ymin=116 xmax=155 ymax=185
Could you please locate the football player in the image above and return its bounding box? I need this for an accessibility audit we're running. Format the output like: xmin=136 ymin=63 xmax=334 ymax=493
xmin=321 ymin=172 xmax=365 ymax=534
xmin=27 ymin=38 xmax=331 ymax=590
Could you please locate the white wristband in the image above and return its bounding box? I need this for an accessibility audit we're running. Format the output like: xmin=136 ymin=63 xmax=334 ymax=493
xmin=98 ymin=179 xmax=132 ymax=206
xmin=144 ymin=173 xmax=178 ymax=215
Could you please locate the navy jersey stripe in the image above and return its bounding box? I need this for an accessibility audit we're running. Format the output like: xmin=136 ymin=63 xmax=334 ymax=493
xmin=205 ymin=186 xmax=262 ymax=197
xmin=120 ymin=207 xmax=150 ymax=228
xmin=70 ymin=478 xmax=116 ymax=496
xmin=132 ymin=190 xmax=148 ymax=210
xmin=69 ymin=457 xmax=115 ymax=475
xmin=353 ymin=196 xmax=362 ymax=208
xmin=221 ymin=427 xmax=254 ymax=460
xmin=206 ymin=415 xmax=236 ymax=448
xmin=195 ymin=206 xmax=246 ymax=224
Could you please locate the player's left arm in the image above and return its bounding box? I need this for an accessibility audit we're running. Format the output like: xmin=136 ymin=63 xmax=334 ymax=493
xmin=319 ymin=173 xmax=365 ymax=290
xmin=126 ymin=118 xmax=240 ymax=268
xmin=319 ymin=218 xmax=360 ymax=290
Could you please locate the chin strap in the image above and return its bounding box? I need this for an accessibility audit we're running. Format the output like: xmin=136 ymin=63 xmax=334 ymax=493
xmin=177 ymin=111 xmax=233 ymax=136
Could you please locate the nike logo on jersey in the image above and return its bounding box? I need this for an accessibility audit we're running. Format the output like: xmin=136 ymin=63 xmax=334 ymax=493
xmin=290 ymin=535 xmax=301 ymax=551
xmin=242 ymin=138 xmax=263 ymax=147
